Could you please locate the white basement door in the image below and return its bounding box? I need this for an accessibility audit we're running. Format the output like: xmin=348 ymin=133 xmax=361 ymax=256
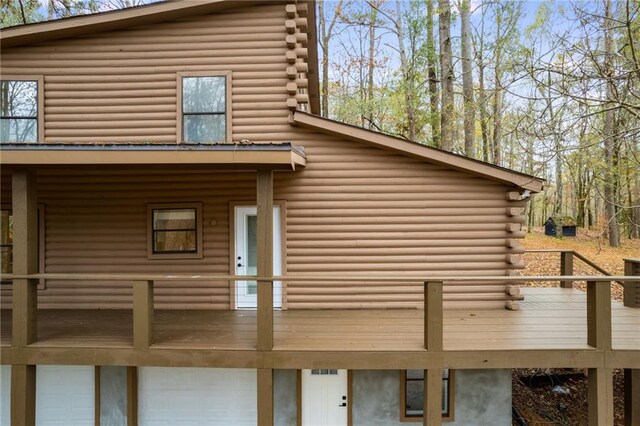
xmin=138 ymin=367 xmax=257 ymax=425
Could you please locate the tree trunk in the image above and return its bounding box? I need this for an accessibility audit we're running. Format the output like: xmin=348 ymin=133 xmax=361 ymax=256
xmin=438 ymin=0 xmax=454 ymax=151
xmin=366 ymin=4 xmax=378 ymax=130
xmin=603 ymin=0 xmax=620 ymax=247
xmin=460 ymin=0 xmax=475 ymax=157
xmin=395 ymin=1 xmax=416 ymax=141
xmin=318 ymin=0 xmax=343 ymax=118
xmin=426 ymin=0 xmax=440 ymax=147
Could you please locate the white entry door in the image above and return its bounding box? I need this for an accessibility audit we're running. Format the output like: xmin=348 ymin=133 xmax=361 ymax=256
xmin=235 ymin=206 xmax=282 ymax=309
xmin=301 ymin=369 xmax=348 ymax=426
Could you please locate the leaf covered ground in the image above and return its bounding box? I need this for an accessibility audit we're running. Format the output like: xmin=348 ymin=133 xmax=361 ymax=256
xmin=512 ymin=228 xmax=639 ymax=425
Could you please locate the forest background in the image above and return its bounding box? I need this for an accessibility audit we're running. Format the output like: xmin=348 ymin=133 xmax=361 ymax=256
xmin=3 ymin=0 xmax=639 ymax=247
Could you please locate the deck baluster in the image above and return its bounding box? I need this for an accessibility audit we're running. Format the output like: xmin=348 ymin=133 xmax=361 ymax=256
xmin=560 ymin=251 xmax=574 ymax=288
xmin=133 ymin=280 xmax=154 ymax=350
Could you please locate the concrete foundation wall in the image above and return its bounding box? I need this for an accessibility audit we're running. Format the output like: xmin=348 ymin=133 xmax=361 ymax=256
xmin=352 ymin=369 xmax=511 ymax=426
xmin=100 ymin=366 xmax=127 ymax=426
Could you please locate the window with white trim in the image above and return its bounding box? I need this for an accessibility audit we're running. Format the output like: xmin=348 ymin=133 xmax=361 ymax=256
xmin=180 ymin=75 xmax=227 ymax=143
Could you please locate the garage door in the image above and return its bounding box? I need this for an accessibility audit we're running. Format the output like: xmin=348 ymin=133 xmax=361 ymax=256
xmin=36 ymin=365 xmax=95 ymax=426
xmin=0 ymin=366 xmax=9 ymax=426
xmin=138 ymin=367 xmax=257 ymax=425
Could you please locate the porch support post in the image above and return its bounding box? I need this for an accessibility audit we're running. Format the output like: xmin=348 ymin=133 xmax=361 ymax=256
xmin=11 ymin=364 xmax=36 ymax=426
xmin=423 ymin=368 xmax=443 ymax=426
xmin=257 ymin=368 xmax=274 ymax=426
xmin=625 ymin=369 xmax=640 ymax=426
xmin=586 ymin=281 xmax=612 ymax=350
xmin=12 ymin=169 xmax=39 ymax=347
xmin=560 ymin=251 xmax=574 ymax=288
xmin=11 ymin=169 xmax=38 ymax=426
xmin=257 ymin=170 xmax=274 ymax=351
xmin=133 ymin=280 xmax=154 ymax=350
xmin=424 ymin=281 xmax=443 ymax=351
xmin=588 ymin=368 xmax=614 ymax=426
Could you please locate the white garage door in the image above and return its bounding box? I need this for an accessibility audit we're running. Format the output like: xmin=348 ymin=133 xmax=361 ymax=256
xmin=0 ymin=365 xmax=10 ymax=426
xmin=36 ymin=365 xmax=95 ymax=426
xmin=138 ymin=367 xmax=257 ymax=426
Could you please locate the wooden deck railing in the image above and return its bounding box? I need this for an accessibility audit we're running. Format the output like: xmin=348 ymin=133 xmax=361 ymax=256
xmin=525 ymin=249 xmax=622 ymax=287
xmin=0 ymin=272 xmax=636 ymax=353
xmin=1 ymin=272 xmax=638 ymax=426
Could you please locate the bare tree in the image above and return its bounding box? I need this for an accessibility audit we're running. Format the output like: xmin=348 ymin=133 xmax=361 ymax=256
xmin=318 ymin=0 xmax=344 ymax=118
xmin=438 ymin=0 xmax=454 ymax=151
xmin=460 ymin=0 xmax=475 ymax=157
xmin=426 ymin=0 xmax=440 ymax=147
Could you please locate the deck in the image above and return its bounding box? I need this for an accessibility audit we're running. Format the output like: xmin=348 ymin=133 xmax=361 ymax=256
xmin=1 ymin=287 xmax=639 ymax=352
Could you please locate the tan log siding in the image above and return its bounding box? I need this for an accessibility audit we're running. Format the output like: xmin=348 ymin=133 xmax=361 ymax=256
xmin=0 ymin=129 xmax=525 ymax=310
xmin=0 ymin=3 xmax=291 ymax=144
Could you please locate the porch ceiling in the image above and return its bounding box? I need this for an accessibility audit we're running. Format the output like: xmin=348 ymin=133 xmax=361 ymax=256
xmin=0 ymin=143 xmax=306 ymax=170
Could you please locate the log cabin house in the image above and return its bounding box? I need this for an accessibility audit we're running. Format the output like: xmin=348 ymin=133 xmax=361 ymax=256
xmin=0 ymin=1 xmax=638 ymax=425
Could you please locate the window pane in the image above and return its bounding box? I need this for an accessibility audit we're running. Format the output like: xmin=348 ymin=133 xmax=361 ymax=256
xmin=406 ymin=370 xmax=424 ymax=380
xmin=0 ymin=246 xmax=11 ymax=275
xmin=1 ymin=80 xmax=37 ymax=117
xmin=182 ymin=77 xmax=226 ymax=113
xmin=405 ymin=380 xmax=424 ymax=416
xmin=153 ymin=209 xmax=196 ymax=230
xmin=154 ymin=230 xmax=196 ymax=253
xmin=0 ymin=118 xmax=37 ymax=143
xmin=1 ymin=211 xmax=12 ymax=274
xmin=183 ymin=114 xmax=225 ymax=143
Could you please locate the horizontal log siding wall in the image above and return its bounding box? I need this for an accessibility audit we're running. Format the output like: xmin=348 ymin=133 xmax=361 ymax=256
xmin=0 ymin=3 xmax=292 ymax=143
xmin=0 ymin=130 xmax=526 ymax=310
xmin=278 ymin=130 xmax=526 ymax=309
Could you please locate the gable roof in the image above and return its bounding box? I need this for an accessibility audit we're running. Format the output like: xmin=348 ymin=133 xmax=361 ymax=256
xmin=291 ymin=111 xmax=544 ymax=192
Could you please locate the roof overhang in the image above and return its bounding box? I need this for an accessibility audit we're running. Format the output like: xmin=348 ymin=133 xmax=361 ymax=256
xmin=0 ymin=0 xmax=267 ymax=49
xmin=0 ymin=143 xmax=306 ymax=170
xmin=291 ymin=112 xmax=544 ymax=192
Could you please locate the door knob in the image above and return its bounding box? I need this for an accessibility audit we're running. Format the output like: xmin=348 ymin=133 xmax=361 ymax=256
xmin=237 ymin=263 xmax=243 ymax=267
xmin=339 ymin=402 xmax=347 ymax=407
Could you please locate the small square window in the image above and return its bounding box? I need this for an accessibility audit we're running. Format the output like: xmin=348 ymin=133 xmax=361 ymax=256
xmin=1 ymin=79 xmax=41 ymax=143
xmin=147 ymin=203 xmax=203 ymax=259
xmin=400 ymin=369 xmax=454 ymax=421
xmin=179 ymin=74 xmax=230 ymax=143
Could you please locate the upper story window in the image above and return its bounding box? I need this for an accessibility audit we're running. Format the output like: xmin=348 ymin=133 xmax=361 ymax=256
xmin=1 ymin=78 xmax=42 ymax=143
xmin=179 ymin=72 xmax=231 ymax=143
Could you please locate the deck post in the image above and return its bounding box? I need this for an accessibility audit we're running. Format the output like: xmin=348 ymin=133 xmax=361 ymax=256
xmin=11 ymin=170 xmax=38 ymax=426
xmin=12 ymin=169 xmax=39 ymax=347
xmin=133 ymin=280 xmax=154 ymax=350
xmin=560 ymin=251 xmax=574 ymax=288
xmin=588 ymin=368 xmax=614 ymax=426
xmin=257 ymin=170 xmax=274 ymax=351
xmin=11 ymin=364 xmax=36 ymax=426
xmin=127 ymin=367 xmax=138 ymax=426
xmin=423 ymin=369 xmax=443 ymax=426
xmin=257 ymin=368 xmax=273 ymax=426
xmin=623 ymin=258 xmax=639 ymax=308
xmin=624 ymin=369 xmax=640 ymax=426
xmin=586 ymin=281 xmax=612 ymax=350
xmin=424 ymin=281 xmax=443 ymax=351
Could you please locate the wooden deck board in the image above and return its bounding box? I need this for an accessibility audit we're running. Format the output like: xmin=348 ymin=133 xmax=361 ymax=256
xmin=0 ymin=288 xmax=638 ymax=352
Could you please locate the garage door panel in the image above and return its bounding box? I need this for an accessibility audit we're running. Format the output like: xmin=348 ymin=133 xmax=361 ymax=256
xmin=36 ymin=366 xmax=94 ymax=426
xmin=139 ymin=367 xmax=257 ymax=426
